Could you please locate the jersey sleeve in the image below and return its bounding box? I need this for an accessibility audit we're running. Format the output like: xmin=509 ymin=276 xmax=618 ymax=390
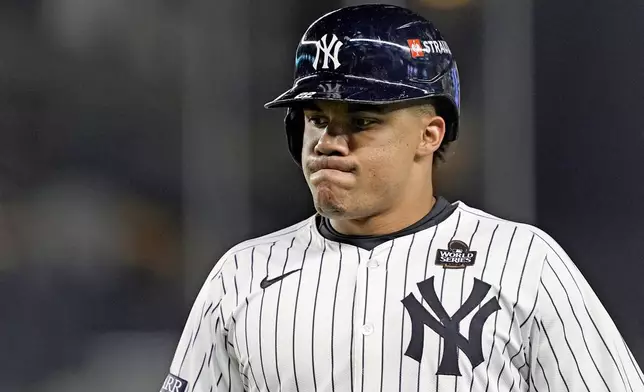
xmin=529 ymin=241 xmax=644 ymax=391
xmin=160 ymin=259 xmax=244 ymax=392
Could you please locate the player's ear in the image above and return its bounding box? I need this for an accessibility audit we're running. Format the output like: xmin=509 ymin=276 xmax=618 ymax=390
xmin=416 ymin=113 xmax=445 ymax=159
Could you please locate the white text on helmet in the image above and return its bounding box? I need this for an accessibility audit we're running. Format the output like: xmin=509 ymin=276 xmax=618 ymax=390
xmin=422 ymin=40 xmax=452 ymax=55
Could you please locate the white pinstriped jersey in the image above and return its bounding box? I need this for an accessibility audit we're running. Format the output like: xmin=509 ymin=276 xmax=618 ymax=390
xmin=162 ymin=201 xmax=644 ymax=392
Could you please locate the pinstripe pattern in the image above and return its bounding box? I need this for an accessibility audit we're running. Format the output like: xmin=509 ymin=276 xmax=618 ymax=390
xmin=435 ymin=211 xmax=461 ymax=392
xmin=258 ymin=242 xmax=276 ymax=392
xmin=244 ymin=248 xmax=260 ymax=391
xmin=310 ymin=240 xmax=327 ymax=391
xmin=483 ymin=226 xmax=518 ymax=392
xmin=349 ymin=248 xmax=358 ymax=392
xmin=329 ymin=242 xmax=344 ymax=392
xmin=380 ymin=241 xmax=396 ymax=392
xmin=399 ymin=233 xmax=416 ymax=392
xmin=555 ymin=252 xmax=630 ymax=390
xmin=469 ymin=222 xmax=499 ymax=390
xmin=617 ymin=350 xmax=635 ymax=392
xmin=543 ymin=258 xmax=610 ymax=390
xmin=454 ymin=219 xmax=480 ymax=392
xmin=541 ymin=280 xmax=590 ymax=391
xmin=360 ymin=248 xmax=375 ymax=391
xmin=417 ymin=226 xmax=440 ymax=391
xmin=292 ymin=228 xmax=313 ymax=392
xmin=163 ymin=202 xmax=643 ymax=392
xmin=540 ymin=320 xmax=571 ymax=392
xmin=273 ymin=238 xmax=296 ymax=388
xmin=536 ymin=358 xmax=550 ymax=392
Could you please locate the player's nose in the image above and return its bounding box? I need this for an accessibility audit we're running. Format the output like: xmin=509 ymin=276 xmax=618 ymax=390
xmin=314 ymin=124 xmax=350 ymax=157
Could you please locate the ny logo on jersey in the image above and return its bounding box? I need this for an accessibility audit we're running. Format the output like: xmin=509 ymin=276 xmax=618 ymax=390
xmin=401 ymin=277 xmax=501 ymax=376
xmin=314 ymin=34 xmax=343 ymax=70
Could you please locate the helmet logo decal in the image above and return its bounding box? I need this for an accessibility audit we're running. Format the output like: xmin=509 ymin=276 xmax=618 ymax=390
xmin=407 ymin=39 xmax=452 ymax=58
xmin=295 ymin=92 xmax=315 ymax=100
xmin=320 ymin=83 xmax=342 ymax=99
xmin=407 ymin=39 xmax=424 ymax=58
xmin=313 ymin=34 xmax=343 ymax=70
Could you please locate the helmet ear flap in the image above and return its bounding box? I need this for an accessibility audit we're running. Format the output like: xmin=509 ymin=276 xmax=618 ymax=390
xmin=284 ymin=107 xmax=304 ymax=167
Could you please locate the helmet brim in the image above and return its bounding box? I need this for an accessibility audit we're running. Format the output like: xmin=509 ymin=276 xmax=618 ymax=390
xmin=264 ymin=74 xmax=432 ymax=109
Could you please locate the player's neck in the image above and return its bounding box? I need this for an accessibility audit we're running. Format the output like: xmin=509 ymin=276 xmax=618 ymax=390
xmin=330 ymin=185 xmax=436 ymax=237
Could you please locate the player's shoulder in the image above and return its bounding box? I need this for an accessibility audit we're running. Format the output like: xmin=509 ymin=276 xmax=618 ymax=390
xmin=225 ymin=215 xmax=315 ymax=256
xmin=208 ymin=215 xmax=316 ymax=278
xmin=455 ymin=201 xmax=568 ymax=259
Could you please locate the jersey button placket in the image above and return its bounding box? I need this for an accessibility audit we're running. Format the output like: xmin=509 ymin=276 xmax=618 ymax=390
xmin=357 ymin=254 xmax=387 ymax=390
xmin=360 ymin=323 xmax=374 ymax=335
xmin=360 ymin=259 xmax=381 ymax=336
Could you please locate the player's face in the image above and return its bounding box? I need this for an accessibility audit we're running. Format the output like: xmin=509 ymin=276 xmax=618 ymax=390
xmin=301 ymin=100 xmax=440 ymax=220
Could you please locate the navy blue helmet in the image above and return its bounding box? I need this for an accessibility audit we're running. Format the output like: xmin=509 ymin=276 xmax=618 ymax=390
xmin=265 ymin=4 xmax=460 ymax=166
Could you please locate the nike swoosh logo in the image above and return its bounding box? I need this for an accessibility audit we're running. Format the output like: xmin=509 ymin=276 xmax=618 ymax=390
xmin=260 ymin=269 xmax=302 ymax=289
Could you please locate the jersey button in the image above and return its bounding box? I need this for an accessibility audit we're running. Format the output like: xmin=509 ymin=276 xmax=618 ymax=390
xmin=366 ymin=259 xmax=380 ymax=269
xmin=361 ymin=323 xmax=374 ymax=336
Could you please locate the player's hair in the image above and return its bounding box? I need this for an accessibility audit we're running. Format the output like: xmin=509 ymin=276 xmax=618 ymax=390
xmin=414 ymin=99 xmax=451 ymax=165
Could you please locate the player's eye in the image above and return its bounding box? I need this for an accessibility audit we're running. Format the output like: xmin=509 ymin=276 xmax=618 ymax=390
xmin=352 ymin=117 xmax=379 ymax=129
xmin=306 ymin=115 xmax=328 ymax=128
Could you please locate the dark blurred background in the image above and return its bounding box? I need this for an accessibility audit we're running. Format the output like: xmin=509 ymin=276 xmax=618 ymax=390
xmin=0 ymin=0 xmax=642 ymax=390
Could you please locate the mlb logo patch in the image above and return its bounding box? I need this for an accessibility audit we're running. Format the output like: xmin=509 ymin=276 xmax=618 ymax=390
xmin=435 ymin=240 xmax=477 ymax=269
xmin=407 ymin=39 xmax=424 ymax=58
xmin=160 ymin=373 xmax=188 ymax=392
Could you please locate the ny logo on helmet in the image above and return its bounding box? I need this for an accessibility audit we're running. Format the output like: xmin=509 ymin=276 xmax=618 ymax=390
xmin=321 ymin=83 xmax=342 ymax=99
xmin=314 ymin=34 xmax=343 ymax=70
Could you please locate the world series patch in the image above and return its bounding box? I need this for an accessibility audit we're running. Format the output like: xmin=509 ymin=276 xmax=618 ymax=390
xmin=160 ymin=373 xmax=188 ymax=392
xmin=435 ymin=240 xmax=477 ymax=268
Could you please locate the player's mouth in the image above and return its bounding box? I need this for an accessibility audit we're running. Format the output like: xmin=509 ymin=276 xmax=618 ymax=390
xmin=307 ymin=157 xmax=357 ymax=174
xmin=307 ymin=157 xmax=357 ymax=186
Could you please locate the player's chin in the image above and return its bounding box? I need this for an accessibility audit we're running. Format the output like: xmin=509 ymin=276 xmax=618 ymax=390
xmin=312 ymin=185 xmax=350 ymax=217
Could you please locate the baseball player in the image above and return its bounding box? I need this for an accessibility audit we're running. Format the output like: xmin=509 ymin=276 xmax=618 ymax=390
xmin=161 ymin=4 xmax=643 ymax=392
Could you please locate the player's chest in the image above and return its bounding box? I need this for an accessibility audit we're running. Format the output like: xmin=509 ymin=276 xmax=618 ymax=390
xmin=227 ymin=237 xmax=541 ymax=391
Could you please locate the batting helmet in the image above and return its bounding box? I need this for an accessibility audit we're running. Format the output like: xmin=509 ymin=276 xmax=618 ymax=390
xmin=264 ymin=4 xmax=460 ymax=166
